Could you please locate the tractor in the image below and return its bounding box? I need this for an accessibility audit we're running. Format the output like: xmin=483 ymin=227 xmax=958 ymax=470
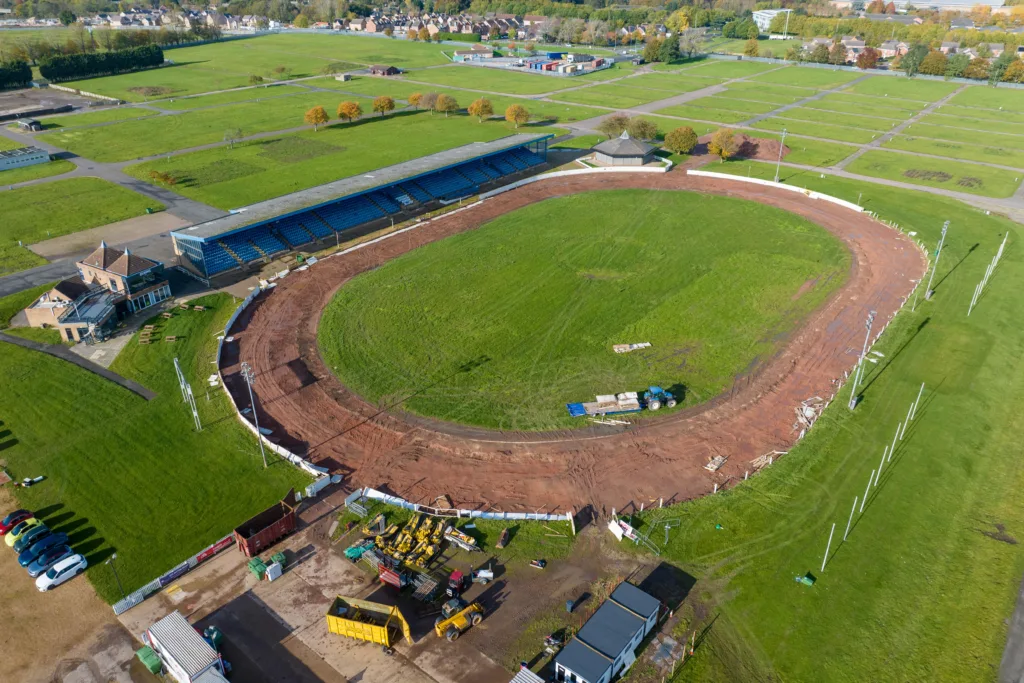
xmin=643 ymin=386 xmax=677 ymax=411
xmin=434 ymin=598 xmax=484 ymax=642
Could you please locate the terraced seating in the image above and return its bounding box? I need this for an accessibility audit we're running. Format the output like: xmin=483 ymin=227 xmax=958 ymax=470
xmin=399 ymin=182 xmax=432 ymax=203
xmin=276 ymin=217 xmax=314 ymax=247
xmin=318 ymin=196 xmax=386 ymax=231
xmin=384 ymin=186 xmax=415 ymax=206
xmin=304 ymin=214 xmax=335 ymax=239
xmin=203 ymin=243 xmax=239 ymax=275
xmin=368 ymin=191 xmax=402 ymax=214
xmin=416 ymin=170 xmax=474 ymax=199
xmin=220 ymin=234 xmax=260 ymax=262
xmin=458 ymin=164 xmax=491 ymax=184
xmin=249 ymin=227 xmax=287 ymax=256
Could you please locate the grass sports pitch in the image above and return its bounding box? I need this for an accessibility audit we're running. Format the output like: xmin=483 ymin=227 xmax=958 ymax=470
xmin=318 ymin=189 xmax=848 ymax=431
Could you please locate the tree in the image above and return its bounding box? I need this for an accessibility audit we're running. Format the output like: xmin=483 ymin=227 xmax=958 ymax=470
xmin=273 ymin=65 xmax=292 ymax=80
xmin=488 ymin=26 xmax=500 ymax=40
xmin=304 ymin=105 xmax=329 ymax=131
xmin=743 ymin=38 xmax=759 ymax=57
xmin=223 ymin=128 xmax=243 ymax=149
xmin=708 ymin=128 xmax=738 ymax=161
xmin=597 ymin=113 xmax=631 ymax=138
xmin=659 ymin=36 xmax=681 ymax=63
xmin=372 ymin=96 xmax=395 ymax=117
xmin=420 ymin=92 xmax=439 ymax=114
xmin=58 ymin=10 xmax=76 ymax=26
xmin=884 ymin=1 xmax=897 ymax=12
xmin=664 ymin=126 xmax=698 ymax=155
xmin=627 ymin=118 xmax=658 ymax=141
xmin=747 ymin=24 xmax=759 ymax=39
xmin=856 ymin=47 xmax=880 ymax=70
xmin=384 ymin=28 xmax=393 ymax=37
xmin=1002 ymin=59 xmax=1024 ymax=83
xmin=810 ymin=44 xmax=830 ymax=64
xmin=866 ymin=0 xmax=885 ymax=11
xmin=294 ymin=14 xmax=310 ymax=28
xmin=643 ymin=38 xmax=664 ymax=63
xmin=946 ymin=53 xmax=970 ymax=78
xmin=785 ymin=46 xmax=801 ymax=61
xmin=918 ymin=50 xmax=947 ymax=76
xmin=249 ymin=74 xmax=264 ymax=85
xmin=467 ymin=97 xmax=494 ymax=122
xmin=337 ymin=101 xmax=363 ymax=122
xmin=419 ymin=27 xmax=430 ymax=42
xmin=900 ymin=44 xmax=929 ymax=77
xmin=435 ymin=93 xmax=459 ymax=117
xmin=678 ymin=29 xmax=706 ymax=59
xmin=525 ymin=41 xmax=536 ymax=53
xmin=666 ymin=9 xmax=690 ymax=34
xmin=407 ymin=28 xmax=418 ymax=41
xmin=989 ymin=51 xmax=1017 ymax=84
xmin=963 ymin=56 xmax=990 ymax=80
xmin=505 ymin=104 xmax=530 ymax=128
xmin=408 ymin=92 xmax=423 ymax=109
xmin=828 ymin=41 xmax=847 ymax=65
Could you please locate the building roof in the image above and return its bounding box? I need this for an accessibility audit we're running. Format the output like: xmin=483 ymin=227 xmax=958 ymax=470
xmin=148 ymin=611 xmax=219 ymax=677
xmin=79 ymin=242 xmax=159 ymax=276
xmin=174 ymin=134 xmax=551 ymax=242
xmin=0 ymin=145 xmax=47 ymax=160
xmin=555 ymin=582 xmax=659 ymax=683
xmin=53 ymin=277 xmax=91 ymax=301
xmin=593 ymin=131 xmax=655 ymax=158
xmin=509 ymin=668 xmax=545 ymax=683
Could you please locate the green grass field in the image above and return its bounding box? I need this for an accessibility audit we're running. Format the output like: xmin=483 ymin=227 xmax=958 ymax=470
xmin=936 ymin=104 xmax=1024 ymax=125
xmin=35 ymin=106 xmax=158 ymax=130
xmin=623 ymin=72 xmax=724 ymax=91
xmin=780 ymin=106 xmax=901 ymax=132
xmin=318 ymin=189 xmax=848 ymax=431
xmin=605 ymin=164 xmax=1024 ymax=682
xmin=402 ymin=65 xmax=571 ymax=95
xmin=753 ymin=117 xmax=881 ymax=144
xmin=841 ymin=76 xmax=961 ymax=102
xmin=1 ymin=178 xmax=162 ymax=277
xmin=922 ymin=112 xmax=1024 ymax=137
xmin=0 ymin=137 xmax=20 ymax=151
xmin=706 ymin=37 xmax=803 ymax=58
xmin=0 ymin=282 xmax=55 ymax=329
xmin=0 ymin=293 xmax=310 ymax=602
xmin=551 ymin=83 xmax=677 ymax=109
xmin=685 ymin=59 xmax=785 ymax=78
xmin=724 ymin=81 xmax=817 ymax=105
xmin=884 ymin=134 xmax=1024 ymax=170
xmin=756 ymin=133 xmax=857 ymax=167
xmin=847 ymin=150 xmax=1021 ymax=197
xmin=808 ymin=92 xmax=925 ymax=116
xmin=124 ymin=110 xmax=528 ymax=209
xmin=157 ymin=84 xmax=310 ymax=110
xmin=948 ymin=85 xmax=1024 ymax=109
xmin=552 ymin=134 xmax=605 ymax=149
xmin=902 ymin=121 xmax=1024 ymax=152
xmin=655 ymin=104 xmax=750 ymax=124
xmin=0 ymin=159 xmax=75 ymax=185
xmin=750 ymin=66 xmax=863 ymax=89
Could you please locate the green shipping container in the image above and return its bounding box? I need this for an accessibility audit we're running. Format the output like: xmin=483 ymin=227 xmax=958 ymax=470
xmin=136 ymin=646 xmax=162 ymax=674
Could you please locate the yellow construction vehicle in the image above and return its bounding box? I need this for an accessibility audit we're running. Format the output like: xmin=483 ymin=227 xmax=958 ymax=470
xmin=434 ymin=598 xmax=484 ymax=642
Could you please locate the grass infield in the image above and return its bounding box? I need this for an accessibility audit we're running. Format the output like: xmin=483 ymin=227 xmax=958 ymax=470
xmin=318 ymin=189 xmax=848 ymax=431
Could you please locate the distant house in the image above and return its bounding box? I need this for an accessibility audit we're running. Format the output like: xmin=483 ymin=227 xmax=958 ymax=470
xmin=369 ymin=64 xmax=401 ymax=76
xmin=879 ymin=40 xmax=909 ymax=58
xmin=950 ymin=17 xmax=975 ymax=30
xmin=553 ymin=582 xmax=661 ymax=683
xmin=841 ymin=35 xmax=866 ymax=61
xmin=940 ymin=41 xmax=960 ymax=54
xmin=980 ymin=42 xmax=1006 ymax=57
xmin=453 ymin=49 xmax=494 ymax=61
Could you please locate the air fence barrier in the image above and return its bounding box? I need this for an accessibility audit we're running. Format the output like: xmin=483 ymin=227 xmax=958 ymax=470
xmin=111 ymin=533 xmax=234 ymax=615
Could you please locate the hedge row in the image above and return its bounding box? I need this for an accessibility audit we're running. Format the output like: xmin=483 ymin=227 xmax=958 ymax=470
xmin=39 ymin=45 xmax=164 ymax=82
xmin=0 ymin=61 xmax=32 ymax=90
xmin=436 ymin=32 xmax=480 ymax=42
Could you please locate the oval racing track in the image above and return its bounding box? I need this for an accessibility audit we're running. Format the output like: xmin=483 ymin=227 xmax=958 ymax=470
xmin=220 ymin=170 xmax=926 ymax=515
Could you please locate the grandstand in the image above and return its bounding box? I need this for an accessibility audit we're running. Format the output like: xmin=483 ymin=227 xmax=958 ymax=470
xmin=171 ymin=134 xmax=551 ymax=281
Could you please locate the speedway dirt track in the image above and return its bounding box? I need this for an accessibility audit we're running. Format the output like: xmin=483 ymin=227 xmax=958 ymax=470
xmin=219 ymin=170 xmax=926 ymax=515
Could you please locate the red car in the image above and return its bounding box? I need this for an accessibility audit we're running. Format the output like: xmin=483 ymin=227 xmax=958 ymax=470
xmin=0 ymin=509 xmax=34 ymax=536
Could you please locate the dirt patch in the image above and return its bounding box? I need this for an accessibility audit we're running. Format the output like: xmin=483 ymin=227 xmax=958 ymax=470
xmin=904 ymin=169 xmax=952 ymax=182
xmin=958 ymin=176 xmax=983 ymax=188
xmin=219 ymin=167 xmax=925 ymax=516
xmin=691 ymin=132 xmax=788 ymax=164
xmin=792 ymin=277 xmax=819 ymax=301
xmin=127 ymin=86 xmax=175 ymax=97
xmin=980 ymin=522 xmax=1018 ymax=545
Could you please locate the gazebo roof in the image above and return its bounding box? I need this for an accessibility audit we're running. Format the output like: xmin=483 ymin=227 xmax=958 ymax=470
xmin=593 ymin=130 xmax=655 ymax=158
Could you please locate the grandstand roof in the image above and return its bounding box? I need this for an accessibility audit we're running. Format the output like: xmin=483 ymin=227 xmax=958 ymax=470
xmin=174 ymin=134 xmax=551 ymax=242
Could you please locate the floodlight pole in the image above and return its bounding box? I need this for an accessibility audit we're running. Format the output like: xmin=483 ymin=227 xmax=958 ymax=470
xmin=783 ymin=10 xmax=791 ymax=40
xmin=844 ymin=496 xmax=858 ymax=540
xmin=925 ymin=221 xmax=949 ymax=300
xmin=774 ymin=128 xmax=787 ymax=183
xmin=106 ymin=552 xmax=125 ymax=600
xmin=241 ymin=362 xmax=268 ymax=469
xmin=821 ymin=522 xmax=836 ymax=573
xmin=847 ymin=310 xmax=876 ymax=410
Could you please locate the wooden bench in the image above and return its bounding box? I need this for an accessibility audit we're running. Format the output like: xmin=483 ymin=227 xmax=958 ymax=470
xmin=164 ymin=336 xmax=177 ymax=342
xmin=193 ymin=305 xmax=206 ymax=312
xmin=162 ymin=312 xmax=173 ymax=319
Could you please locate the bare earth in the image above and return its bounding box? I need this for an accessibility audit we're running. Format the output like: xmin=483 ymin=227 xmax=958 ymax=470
xmin=219 ymin=167 xmax=926 ymax=516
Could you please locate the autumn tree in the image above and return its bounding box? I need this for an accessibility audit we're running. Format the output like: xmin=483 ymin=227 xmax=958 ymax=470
xmin=708 ymin=128 xmax=738 ymax=161
xmin=743 ymin=38 xmax=759 ymax=57
xmin=884 ymin=1 xmax=896 ymax=13
xmin=418 ymin=27 xmax=430 ymax=41
xmin=626 ymin=118 xmax=658 ymax=141
xmin=866 ymin=0 xmax=885 ymax=11
xmin=1002 ymin=59 xmax=1024 ymax=83
xmin=293 ymin=14 xmax=310 ymax=28
xmin=249 ymin=74 xmax=264 ymax=85
xmin=420 ymin=92 xmax=439 ymax=113
xmin=407 ymin=28 xmax=418 ymax=40
xmin=337 ymin=101 xmax=363 ymax=123
xmin=505 ymin=103 xmax=530 ymax=128
xmin=525 ymin=41 xmax=536 ymax=53
xmin=642 ymin=37 xmax=663 ymax=63
xmin=828 ymin=41 xmax=847 ymax=65
xmin=489 ymin=26 xmax=500 ymax=40
xmin=597 ymin=113 xmax=631 ymax=138
xmin=408 ymin=92 xmax=423 ymax=109
xmin=962 ymin=56 xmax=990 ymax=80
xmin=372 ymin=95 xmax=395 ymax=116
xmin=304 ymin=106 xmax=329 ymax=131
xmin=856 ymin=46 xmax=880 ymax=70
xmin=384 ymin=27 xmax=393 ymax=37
xmin=918 ymin=50 xmax=947 ymax=76
xmin=468 ymin=97 xmax=494 ymax=122
xmin=435 ymin=93 xmax=459 ymax=117
xmin=664 ymin=126 xmax=698 ymax=155
xmin=809 ymin=43 xmax=830 ymax=64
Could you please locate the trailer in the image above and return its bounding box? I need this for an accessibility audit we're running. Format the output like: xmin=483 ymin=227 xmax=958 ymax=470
xmin=233 ymin=489 xmax=297 ymax=558
xmin=145 ymin=611 xmax=227 ymax=683
xmin=566 ymin=392 xmax=643 ymax=418
xmin=325 ymin=596 xmax=412 ymax=649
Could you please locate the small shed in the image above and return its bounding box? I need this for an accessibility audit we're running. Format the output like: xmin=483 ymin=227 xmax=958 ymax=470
xmin=369 ymin=64 xmax=401 ymax=76
xmin=16 ymin=118 xmax=42 ymax=132
xmin=334 ymin=73 xmax=351 ymax=81
xmin=592 ymin=131 xmax=655 ymax=167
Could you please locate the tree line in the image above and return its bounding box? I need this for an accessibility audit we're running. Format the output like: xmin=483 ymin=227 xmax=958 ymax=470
xmin=0 ymin=25 xmax=222 ymax=65
xmin=39 ymin=44 xmax=164 ymax=82
xmin=301 ymin=93 xmax=534 ymax=130
xmin=0 ymin=61 xmax=33 ymax=90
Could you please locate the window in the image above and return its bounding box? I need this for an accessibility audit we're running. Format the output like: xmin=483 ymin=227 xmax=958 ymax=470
xmin=109 ymin=279 xmax=118 ymax=292
xmin=65 ymin=328 xmax=74 ymax=342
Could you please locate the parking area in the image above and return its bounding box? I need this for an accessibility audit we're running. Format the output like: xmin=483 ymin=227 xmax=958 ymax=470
xmin=0 ymin=87 xmax=102 ymax=119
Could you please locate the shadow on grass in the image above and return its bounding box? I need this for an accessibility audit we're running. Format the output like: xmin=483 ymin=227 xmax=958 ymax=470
xmin=858 ymin=316 xmax=930 ymax=399
xmin=932 ymin=242 xmax=978 ymax=292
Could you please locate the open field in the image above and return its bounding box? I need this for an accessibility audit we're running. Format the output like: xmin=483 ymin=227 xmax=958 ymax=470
xmin=479 ymin=96 xmax=602 ymax=124
xmin=612 ymin=163 xmax=1024 ymax=682
xmin=0 ymin=136 xmax=20 ymax=151
xmin=948 ymin=85 xmax=1024 ymax=109
xmin=694 ymin=96 xmax=779 ymax=114
xmin=846 ymin=149 xmax=1021 ymax=197
xmin=684 ymin=59 xmax=786 ymax=78
xmin=706 ymin=37 xmax=803 ymax=58
xmin=123 ymin=110 xmax=529 ymax=209
xmin=780 ymin=106 xmax=901 ymax=132
xmin=808 ymin=92 xmax=925 ymax=116
xmin=318 ymin=189 xmax=847 ymax=431
xmin=623 ymin=72 xmax=724 ymax=91
xmin=567 ymin=60 xmax=641 ymax=81
xmin=1 ymin=178 xmax=162 ymax=277
xmin=552 ymin=134 xmax=605 ymax=149
xmin=402 ymin=65 xmax=572 ymax=95
xmin=750 ymin=66 xmax=864 ymax=89
xmin=723 ymin=81 xmax=817 ymax=104
xmin=753 ymin=116 xmax=881 ymax=144
xmin=550 ymin=83 xmax=680 ymax=109
xmin=0 ymin=293 xmax=310 ymax=603
xmin=0 ymin=282 xmax=55 ymax=328
xmin=936 ymin=104 xmax=1024 ymax=124
xmin=758 ymin=133 xmax=857 ymax=167
xmin=655 ymin=103 xmax=750 ymax=124
xmin=901 ymin=122 xmax=1024 ymax=152
xmin=0 ymin=159 xmax=75 ymax=185
xmin=33 ymin=106 xmax=159 ymax=130
xmin=841 ymin=76 xmax=961 ymax=101
xmin=921 ymin=112 xmax=1024 ymax=137
xmin=157 ymin=84 xmax=310 ymax=110
xmin=884 ymin=134 xmax=1024 ymax=170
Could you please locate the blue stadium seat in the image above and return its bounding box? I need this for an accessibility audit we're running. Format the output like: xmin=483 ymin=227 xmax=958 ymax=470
xmin=502 ymin=151 xmax=528 ymax=171
xmin=416 ymin=170 xmax=474 ymax=199
xmin=473 ymin=162 xmax=501 ymax=180
xmin=276 ymin=217 xmax=314 ymax=247
xmin=399 ymin=182 xmax=432 ymax=203
xmin=317 ymin=196 xmax=386 ymax=232
xmin=368 ymin=191 xmax=401 ymax=214
xmin=248 ymin=227 xmax=287 ymax=256
xmin=384 ymin=186 xmax=416 ymax=207
xmin=488 ymin=155 xmax=517 ymax=175
xmin=203 ymin=243 xmax=240 ymax=275
xmin=220 ymin=234 xmax=260 ymax=262
xmin=514 ymin=149 xmax=545 ymax=167
xmin=459 ymin=164 xmax=491 ymax=184
xmin=303 ymin=214 xmax=335 ymax=239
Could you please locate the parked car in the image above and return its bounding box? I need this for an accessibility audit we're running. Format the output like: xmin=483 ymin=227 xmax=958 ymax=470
xmin=0 ymin=509 xmax=33 ymax=535
xmin=27 ymin=545 xmax=74 ymax=578
xmin=6 ymin=518 xmax=42 ymax=547
xmin=36 ymin=554 xmax=87 ymax=591
xmin=18 ymin=532 xmax=68 ymax=567
xmin=13 ymin=524 xmax=50 ymax=554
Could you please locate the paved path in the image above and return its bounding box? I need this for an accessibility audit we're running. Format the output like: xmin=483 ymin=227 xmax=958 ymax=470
xmin=1001 ymin=572 xmax=1024 ymax=683
xmin=0 ymin=332 xmax=157 ymax=400
xmin=833 ymin=84 xmax=967 ymax=171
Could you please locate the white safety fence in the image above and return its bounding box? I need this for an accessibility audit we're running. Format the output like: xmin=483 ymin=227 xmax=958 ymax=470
xmin=48 ymin=83 xmax=123 ymax=102
xmin=686 ymin=169 xmax=865 ymax=213
xmin=480 ymin=163 xmax=672 ymax=200
xmin=360 ymin=487 xmax=574 ymax=528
